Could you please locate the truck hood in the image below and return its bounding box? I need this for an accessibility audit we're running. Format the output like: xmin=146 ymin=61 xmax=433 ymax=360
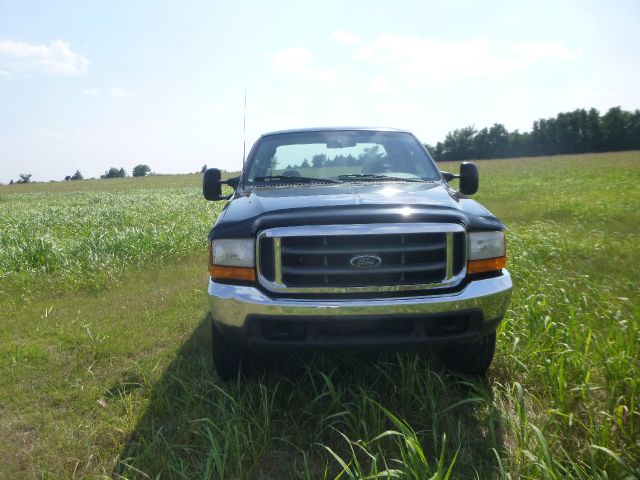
xmin=211 ymin=182 xmax=503 ymax=239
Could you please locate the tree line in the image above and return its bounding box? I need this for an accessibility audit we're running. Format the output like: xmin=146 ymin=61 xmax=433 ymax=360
xmin=425 ymin=106 xmax=640 ymax=161
xmin=280 ymin=146 xmax=386 ymax=171
xmin=7 ymin=165 xmax=152 ymax=184
xmin=98 ymin=164 xmax=152 ymax=178
xmin=8 ymin=164 xmax=210 ymax=185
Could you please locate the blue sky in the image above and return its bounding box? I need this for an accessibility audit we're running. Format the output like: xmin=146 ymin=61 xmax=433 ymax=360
xmin=1 ymin=0 xmax=638 ymax=182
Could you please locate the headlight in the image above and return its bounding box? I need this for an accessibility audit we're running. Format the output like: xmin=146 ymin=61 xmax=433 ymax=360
xmin=211 ymin=239 xmax=255 ymax=267
xmin=209 ymin=239 xmax=256 ymax=281
xmin=468 ymin=231 xmax=505 ymax=260
xmin=467 ymin=231 xmax=506 ymax=274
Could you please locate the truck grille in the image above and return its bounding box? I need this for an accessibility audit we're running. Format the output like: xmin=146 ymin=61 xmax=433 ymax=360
xmin=257 ymin=224 xmax=466 ymax=294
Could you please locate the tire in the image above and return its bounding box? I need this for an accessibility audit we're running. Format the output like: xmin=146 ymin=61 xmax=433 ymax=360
xmin=438 ymin=332 xmax=496 ymax=375
xmin=210 ymin=317 xmax=253 ymax=381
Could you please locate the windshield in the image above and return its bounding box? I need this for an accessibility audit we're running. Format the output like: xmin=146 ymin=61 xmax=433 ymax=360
xmin=245 ymin=130 xmax=440 ymax=184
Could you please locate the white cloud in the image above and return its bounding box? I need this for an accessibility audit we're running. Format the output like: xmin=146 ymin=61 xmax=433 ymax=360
xmin=309 ymin=69 xmax=336 ymax=83
xmin=151 ymin=119 xmax=175 ymax=128
xmin=511 ymin=42 xmax=579 ymax=66
xmin=376 ymin=102 xmax=419 ymax=115
xmin=331 ymin=31 xmax=359 ymax=45
xmin=39 ymin=128 xmax=62 ymax=139
xmin=270 ymin=47 xmax=335 ymax=84
xmin=271 ymin=47 xmax=313 ymax=74
xmin=359 ymin=35 xmax=579 ymax=87
xmin=257 ymin=113 xmax=306 ymax=130
xmin=82 ymin=88 xmax=99 ymax=95
xmin=109 ymin=87 xmax=129 ymax=98
xmin=0 ymin=39 xmax=88 ymax=77
xmin=369 ymin=76 xmax=395 ymax=94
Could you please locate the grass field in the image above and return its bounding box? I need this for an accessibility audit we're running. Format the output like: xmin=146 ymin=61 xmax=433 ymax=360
xmin=1 ymin=152 xmax=638 ymax=478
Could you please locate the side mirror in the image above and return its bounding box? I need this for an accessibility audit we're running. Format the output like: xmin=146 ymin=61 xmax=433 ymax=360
xmin=459 ymin=162 xmax=479 ymax=195
xmin=441 ymin=171 xmax=456 ymax=182
xmin=203 ymin=169 xmax=224 ymax=201
xmin=226 ymin=175 xmax=240 ymax=190
xmin=203 ymin=169 xmax=240 ymax=201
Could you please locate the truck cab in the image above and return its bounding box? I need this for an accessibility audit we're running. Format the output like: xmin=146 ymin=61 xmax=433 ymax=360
xmin=203 ymin=127 xmax=512 ymax=379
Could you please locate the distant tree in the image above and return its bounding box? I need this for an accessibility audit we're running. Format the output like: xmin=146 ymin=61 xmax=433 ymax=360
xmin=300 ymin=158 xmax=311 ymax=168
xmin=424 ymin=144 xmax=437 ymax=158
xmin=64 ymin=175 xmax=71 ymax=181
xmin=441 ymin=126 xmax=477 ymax=161
xmin=200 ymin=164 xmax=207 ymax=173
xmin=17 ymin=173 xmax=32 ymax=184
xmin=585 ymin=108 xmax=603 ymax=152
xmin=488 ymin=124 xmax=510 ymax=157
xmin=9 ymin=179 xmax=14 ymax=185
xmin=433 ymin=142 xmax=445 ymax=161
xmin=630 ymin=110 xmax=640 ymax=150
xmin=71 ymin=170 xmax=83 ymax=180
xmin=473 ymin=125 xmax=510 ymax=159
xmin=330 ymin=154 xmax=345 ymax=167
xmin=507 ymin=130 xmax=533 ymax=157
xmin=358 ymin=145 xmax=385 ymax=163
xmin=601 ymin=106 xmax=633 ymax=151
xmin=359 ymin=146 xmax=386 ymax=173
xmin=132 ymin=164 xmax=151 ymax=177
xmin=311 ymin=154 xmax=327 ymax=168
xmin=427 ymin=105 xmax=640 ymax=162
xmin=472 ymin=128 xmax=491 ymax=159
xmin=101 ymin=167 xmax=127 ymax=179
xmin=569 ymin=108 xmax=590 ymax=153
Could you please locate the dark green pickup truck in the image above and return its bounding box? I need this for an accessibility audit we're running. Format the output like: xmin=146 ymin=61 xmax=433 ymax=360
xmin=202 ymin=127 xmax=512 ymax=379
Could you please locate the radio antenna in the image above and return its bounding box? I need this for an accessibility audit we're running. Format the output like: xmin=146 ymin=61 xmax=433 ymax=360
xmin=242 ymin=89 xmax=247 ymax=163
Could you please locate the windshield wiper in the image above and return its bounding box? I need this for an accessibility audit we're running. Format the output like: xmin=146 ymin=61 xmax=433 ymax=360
xmin=337 ymin=174 xmax=426 ymax=183
xmin=252 ymin=175 xmax=341 ymax=184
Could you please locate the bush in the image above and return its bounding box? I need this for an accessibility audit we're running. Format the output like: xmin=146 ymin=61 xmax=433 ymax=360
xmin=17 ymin=173 xmax=32 ymax=184
xmin=132 ymin=164 xmax=151 ymax=177
xmin=101 ymin=167 xmax=126 ymax=179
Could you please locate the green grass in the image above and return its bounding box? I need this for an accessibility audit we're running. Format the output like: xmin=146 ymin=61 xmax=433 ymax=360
xmin=1 ymin=173 xmax=214 ymax=193
xmin=1 ymin=153 xmax=639 ymax=478
xmin=0 ymin=173 xmax=239 ymax=295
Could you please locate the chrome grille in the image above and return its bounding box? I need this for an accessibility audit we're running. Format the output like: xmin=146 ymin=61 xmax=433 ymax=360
xmin=257 ymin=224 xmax=466 ymax=294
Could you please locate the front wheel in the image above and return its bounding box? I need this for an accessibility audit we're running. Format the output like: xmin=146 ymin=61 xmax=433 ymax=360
xmin=211 ymin=317 xmax=253 ymax=381
xmin=438 ymin=332 xmax=496 ymax=375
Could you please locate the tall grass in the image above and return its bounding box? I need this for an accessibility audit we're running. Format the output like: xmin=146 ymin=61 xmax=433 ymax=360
xmin=0 ymin=188 xmax=223 ymax=294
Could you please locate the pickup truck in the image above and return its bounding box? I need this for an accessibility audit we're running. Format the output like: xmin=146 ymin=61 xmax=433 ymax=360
xmin=202 ymin=127 xmax=512 ymax=379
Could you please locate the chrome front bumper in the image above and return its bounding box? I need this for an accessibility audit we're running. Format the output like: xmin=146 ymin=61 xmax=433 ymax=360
xmin=208 ymin=271 xmax=512 ymax=332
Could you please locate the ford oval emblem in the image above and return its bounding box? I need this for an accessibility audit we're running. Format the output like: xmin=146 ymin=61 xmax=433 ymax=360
xmin=350 ymin=254 xmax=382 ymax=268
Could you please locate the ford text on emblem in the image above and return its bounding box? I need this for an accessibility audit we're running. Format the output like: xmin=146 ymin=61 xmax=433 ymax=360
xmin=350 ymin=254 xmax=383 ymax=268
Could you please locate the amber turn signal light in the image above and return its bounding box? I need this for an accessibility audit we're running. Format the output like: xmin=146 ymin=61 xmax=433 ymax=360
xmin=467 ymin=256 xmax=506 ymax=275
xmin=209 ymin=265 xmax=257 ymax=281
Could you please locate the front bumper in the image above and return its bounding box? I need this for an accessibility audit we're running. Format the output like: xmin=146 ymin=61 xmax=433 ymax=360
xmin=208 ymin=271 xmax=513 ymax=350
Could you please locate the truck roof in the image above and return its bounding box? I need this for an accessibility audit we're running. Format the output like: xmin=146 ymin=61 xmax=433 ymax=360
xmin=260 ymin=126 xmax=413 ymax=137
